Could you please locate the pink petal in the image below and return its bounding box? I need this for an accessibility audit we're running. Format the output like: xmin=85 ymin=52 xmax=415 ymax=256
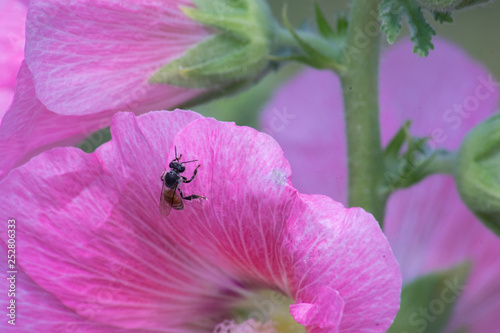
xmin=0 ymin=0 xmax=27 ymax=115
xmin=25 ymin=0 xmax=209 ymax=116
xmin=290 ymin=287 xmax=344 ymax=330
xmin=0 ymin=0 xmax=26 ymax=89
xmin=0 ymin=112 xmax=226 ymax=332
xmin=150 ymin=115 xmax=401 ymax=331
xmin=286 ymin=195 xmax=400 ymax=332
xmin=0 ymin=249 xmax=144 ymax=333
xmin=0 ymin=60 xmax=202 ymax=181
xmin=169 ymin=118 xmax=400 ymax=331
xmin=0 ymin=63 xmax=110 ymax=180
xmin=0 ymin=88 xmax=14 ymax=123
xmin=260 ymin=38 xmax=500 ymax=332
xmin=0 ymin=111 xmax=401 ymax=332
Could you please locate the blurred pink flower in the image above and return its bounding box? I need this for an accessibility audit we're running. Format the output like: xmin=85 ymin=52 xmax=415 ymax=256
xmin=261 ymin=39 xmax=500 ymax=332
xmin=0 ymin=0 xmax=27 ymax=117
xmin=0 ymin=110 xmax=401 ymax=332
xmin=0 ymin=0 xmax=211 ymax=180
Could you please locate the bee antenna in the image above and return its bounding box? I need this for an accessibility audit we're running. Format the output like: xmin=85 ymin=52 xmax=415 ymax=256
xmin=175 ymin=146 xmax=178 ymax=159
xmin=182 ymin=159 xmax=198 ymax=164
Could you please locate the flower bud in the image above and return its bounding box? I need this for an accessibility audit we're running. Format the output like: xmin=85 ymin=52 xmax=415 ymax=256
xmin=415 ymin=0 xmax=492 ymax=12
xmin=455 ymin=113 xmax=500 ymax=235
xmin=149 ymin=0 xmax=276 ymax=89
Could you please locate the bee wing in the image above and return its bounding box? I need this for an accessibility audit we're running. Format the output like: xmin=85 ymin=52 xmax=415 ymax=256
xmin=170 ymin=186 xmax=184 ymax=211
xmin=159 ymin=184 xmax=184 ymax=217
xmin=159 ymin=182 xmax=173 ymax=217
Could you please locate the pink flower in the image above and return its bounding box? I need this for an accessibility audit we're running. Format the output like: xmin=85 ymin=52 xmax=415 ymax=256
xmin=0 ymin=0 xmax=27 ymax=117
xmin=0 ymin=0 xmax=211 ymax=180
xmin=0 ymin=110 xmax=401 ymax=332
xmin=261 ymin=39 xmax=500 ymax=332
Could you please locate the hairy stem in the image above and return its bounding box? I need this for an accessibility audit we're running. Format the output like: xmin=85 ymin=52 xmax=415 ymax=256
xmin=340 ymin=0 xmax=386 ymax=225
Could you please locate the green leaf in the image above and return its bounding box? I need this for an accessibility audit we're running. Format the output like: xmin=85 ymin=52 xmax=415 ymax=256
xmin=181 ymin=6 xmax=250 ymax=37
xmin=281 ymin=5 xmax=341 ymax=71
xmin=314 ymin=2 xmax=335 ymax=39
xmin=402 ymin=0 xmax=436 ymax=56
xmin=149 ymin=35 xmax=248 ymax=88
xmin=433 ymin=11 xmax=454 ymax=23
xmin=404 ymin=137 xmax=438 ymax=182
xmin=382 ymin=121 xmax=445 ymax=192
xmin=190 ymin=0 xmax=246 ymax=13
xmin=385 ymin=120 xmax=411 ymax=158
xmin=379 ymin=0 xmax=405 ymax=44
xmin=379 ymin=0 xmax=436 ymax=56
xmin=388 ymin=262 xmax=471 ymax=333
xmin=149 ymin=33 xmax=269 ymax=89
xmin=455 ymin=0 xmax=492 ymax=10
xmin=335 ymin=12 xmax=348 ymax=36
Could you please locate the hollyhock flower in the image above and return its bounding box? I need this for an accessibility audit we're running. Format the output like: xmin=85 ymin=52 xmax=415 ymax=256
xmin=0 ymin=0 xmax=211 ymax=180
xmin=24 ymin=0 xmax=213 ymax=116
xmin=0 ymin=0 xmax=27 ymax=117
xmin=261 ymin=39 xmax=500 ymax=332
xmin=0 ymin=110 xmax=401 ymax=332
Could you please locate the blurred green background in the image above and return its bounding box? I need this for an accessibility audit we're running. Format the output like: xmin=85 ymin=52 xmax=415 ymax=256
xmin=80 ymin=0 xmax=500 ymax=151
xmin=274 ymin=0 xmax=500 ymax=79
xmin=196 ymin=0 xmax=500 ymax=127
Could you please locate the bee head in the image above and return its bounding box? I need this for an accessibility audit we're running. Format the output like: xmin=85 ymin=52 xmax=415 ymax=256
xmin=169 ymin=161 xmax=185 ymax=173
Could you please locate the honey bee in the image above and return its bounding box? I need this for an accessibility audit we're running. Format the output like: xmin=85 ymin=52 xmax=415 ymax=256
xmin=159 ymin=146 xmax=206 ymax=217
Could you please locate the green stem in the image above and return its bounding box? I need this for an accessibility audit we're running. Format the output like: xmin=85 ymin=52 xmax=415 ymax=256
xmin=340 ymin=0 xmax=386 ymax=224
xmin=274 ymin=27 xmax=344 ymax=71
xmin=423 ymin=150 xmax=458 ymax=176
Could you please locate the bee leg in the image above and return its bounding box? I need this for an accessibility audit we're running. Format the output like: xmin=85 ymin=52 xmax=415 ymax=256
xmin=183 ymin=164 xmax=201 ymax=184
xmin=178 ymin=188 xmax=206 ymax=201
xmin=160 ymin=169 xmax=166 ymax=182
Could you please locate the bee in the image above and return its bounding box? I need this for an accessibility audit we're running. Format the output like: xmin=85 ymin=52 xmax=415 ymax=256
xmin=159 ymin=146 xmax=206 ymax=217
